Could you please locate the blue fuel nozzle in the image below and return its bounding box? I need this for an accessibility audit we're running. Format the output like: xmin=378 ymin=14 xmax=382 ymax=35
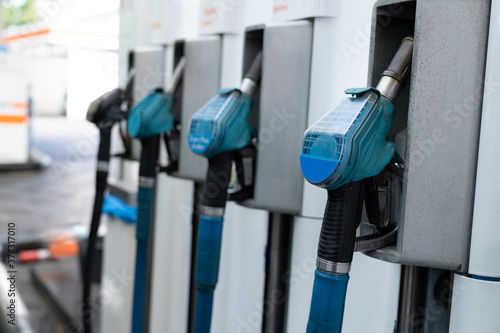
xmin=128 ymin=88 xmax=175 ymax=139
xmin=303 ymin=36 xmax=413 ymax=333
xmin=128 ymin=57 xmax=185 ymax=140
xmin=87 ymin=88 xmax=127 ymax=132
xmin=301 ymin=37 xmax=413 ymax=190
xmin=189 ymin=52 xmax=263 ymax=333
xmin=304 ymin=36 xmax=414 ymax=333
xmin=188 ymin=52 xmax=262 ymax=158
xmin=300 ymin=88 xmax=395 ymax=189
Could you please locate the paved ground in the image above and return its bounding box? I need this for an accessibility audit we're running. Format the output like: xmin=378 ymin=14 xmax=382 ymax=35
xmin=0 ymin=117 xmax=99 ymax=332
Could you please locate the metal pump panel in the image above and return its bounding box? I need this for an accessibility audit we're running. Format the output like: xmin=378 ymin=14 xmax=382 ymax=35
xmin=238 ymin=21 xmax=314 ymax=215
xmin=365 ymin=0 xmax=490 ymax=272
xmin=130 ymin=46 xmax=167 ymax=161
xmin=175 ymin=37 xmax=222 ymax=182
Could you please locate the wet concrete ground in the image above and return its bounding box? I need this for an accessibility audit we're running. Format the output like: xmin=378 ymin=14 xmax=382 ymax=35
xmin=0 ymin=117 xmax=99 ymax=332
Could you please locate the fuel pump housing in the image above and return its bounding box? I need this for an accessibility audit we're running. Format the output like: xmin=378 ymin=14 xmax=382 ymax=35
xmin=364 ymin=0 xmax=490 ymax=272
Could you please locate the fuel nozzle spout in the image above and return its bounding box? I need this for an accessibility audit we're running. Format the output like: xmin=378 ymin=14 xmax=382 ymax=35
xmin=376 ymin=36 xmax=414 ymax=104
xmin=241 ymin=51 xmax=263 ymax=97
xmin=166 ymin=57 xmax=186 ymax=94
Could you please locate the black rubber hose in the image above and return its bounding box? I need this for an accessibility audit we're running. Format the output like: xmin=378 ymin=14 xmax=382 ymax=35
xmin=317 ymin=181 xmax=365 ymax=264
xmin=83 ymin=131 xmax=111 ymax=333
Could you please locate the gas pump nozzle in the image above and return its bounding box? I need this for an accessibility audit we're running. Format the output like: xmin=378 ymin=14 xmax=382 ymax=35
xmin=188 ymin=51 xmax=262 ymax=333
xmin=301 ymin=37 xmax=413 ymax=333
xmin=128 ymin=58 xmax=185 ymax=333
xmin=128 ymin=57 xmax=185 ymax=140
xmin=162 ymin=57 xmax=186 ymax=173
xmin=83 ymin=71 xmax=134 ymax=333
xmin=188 ymin=51 xmax=261 ymax=158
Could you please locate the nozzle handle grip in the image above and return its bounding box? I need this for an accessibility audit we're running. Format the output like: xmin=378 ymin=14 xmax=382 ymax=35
xmin=244 ymin=51 xmax=263 ymax=83
xmin=139 ymin=135 xmax=160 ymax=178
xmin=203 ymin=152 xmax=232 ymax=208
xmin=382 ymin=36 xmax=414 ymax=84
xmin=317 ymin=181 xmax=364 ymax=266
xmin=97 ymin=132 xmax=112 ymax=164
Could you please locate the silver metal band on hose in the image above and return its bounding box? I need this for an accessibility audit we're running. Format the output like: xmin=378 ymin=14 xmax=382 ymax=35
xmin=240 ymin=78 xmax=258 ymax=97
xmin=202 ymin=205 xmax=225 ymax=218
xmin=317 ymin=258 xmax=351 ymax=275
xmin=139 ymin=176 xmax=155 ymax=188
xmin=243 ymin=156 xmax=254 ymax=186
xmin=97 ymin=161 xmax=109 ymax=172
xmin=376 ymin=76 xmax=403 ymax=105
xmin=376 ymin=36 xmax=414 ymax=104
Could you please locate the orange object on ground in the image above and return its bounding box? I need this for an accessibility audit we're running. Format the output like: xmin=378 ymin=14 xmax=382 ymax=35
xmin=18 ymin=240 xmax=79 ymax=263
xmin=0 ymin=115 xmax=28 ymax=124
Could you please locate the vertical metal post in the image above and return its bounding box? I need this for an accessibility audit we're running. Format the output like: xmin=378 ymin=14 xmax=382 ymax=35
xmin=397 ymin=266 xmax=428 ymax=333
xmin=262 ymin=213 xmax=294 ymax=333
xmin=144 ymin=184 xmax=158 ymax=333
xmin=187 ymin=182 xmax=203 ymax=333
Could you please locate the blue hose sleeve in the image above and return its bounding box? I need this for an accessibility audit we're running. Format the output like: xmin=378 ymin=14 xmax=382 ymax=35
xmin=136 ymin=186 xmax=154 ymax=241
xmin=195 ymin=215 xmax=224 ymax=290
xmin=306 ymin=269 xmax=350 ymax=333
xmin=194 ymin=215 xmax=224 ymax=333
xmin=131 ymin=186 xmax=154 ymax=333
xmin=194 ymin=290 xmax=214 ymax=333
xmin=132 ymin=240 xmax=148 ymax=333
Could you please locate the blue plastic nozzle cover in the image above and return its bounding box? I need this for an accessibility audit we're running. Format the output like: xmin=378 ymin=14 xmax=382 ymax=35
xmin=188 ymin=88 xmax=254 ymax=158
xmin=300 ymin=88 xmax=395 ymax=190
xmin=102 ymin=194 xmax=136 ymax=224
xmin=128 ymin=88 xmax=175 ymax=139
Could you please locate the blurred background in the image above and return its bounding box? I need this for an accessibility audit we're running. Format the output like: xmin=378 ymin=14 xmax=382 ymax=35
xmin=1 ymin=0 xmax=119 ymax=120
xmin=0 ymin=1 xmax=119 ymax=331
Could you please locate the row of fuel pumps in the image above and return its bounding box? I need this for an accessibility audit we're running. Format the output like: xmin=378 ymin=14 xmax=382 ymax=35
xmin=84 ymin=0 xmax=500 ymax=332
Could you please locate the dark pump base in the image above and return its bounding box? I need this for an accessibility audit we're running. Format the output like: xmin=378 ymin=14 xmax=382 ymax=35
xmin=31 ymin=257 xmax=101 ymax=333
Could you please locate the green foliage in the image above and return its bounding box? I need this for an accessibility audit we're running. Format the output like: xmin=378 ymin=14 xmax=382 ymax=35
xmin=2 ymin=0 xmax=40 ymax=28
